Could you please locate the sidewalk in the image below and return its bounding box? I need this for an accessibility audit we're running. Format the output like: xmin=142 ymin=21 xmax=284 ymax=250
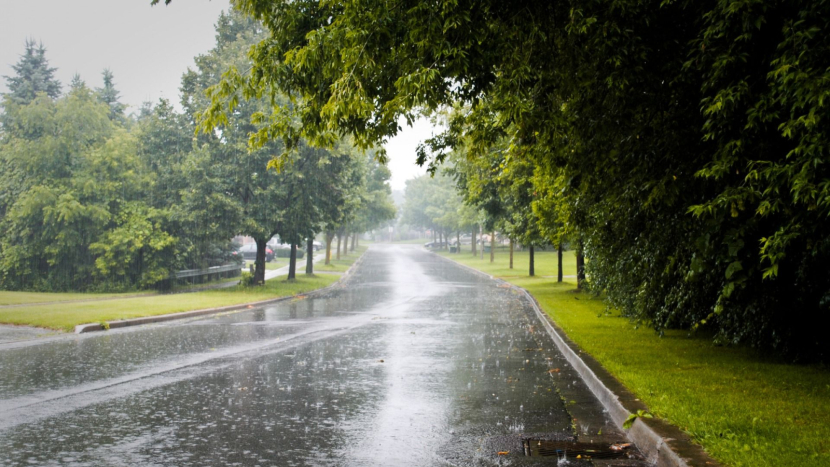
xmin=264 ymin=253 xmax=327 ymax=280
xmin=193 ymin=253 xmax=327 ymax=290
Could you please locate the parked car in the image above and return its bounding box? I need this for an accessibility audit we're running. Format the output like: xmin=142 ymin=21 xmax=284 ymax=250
xmin=424 ymin=241 xmax=447 ymax=248
xmin=237 ymin=243 xmax=275 ymax=261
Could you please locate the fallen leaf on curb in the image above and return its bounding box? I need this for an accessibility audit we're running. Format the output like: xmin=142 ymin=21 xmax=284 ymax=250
xmin=610 ymin=443 xmax=632 ymax=451
xmin=497 ymin=451 xmax=509 ymax=456
xmin=548 ymin=368 xmax=561 ymax=373
xmin=378 ymin=359 xmax=385 ymax=363
xmin=247 ymin=305 xmax=254 ymax=308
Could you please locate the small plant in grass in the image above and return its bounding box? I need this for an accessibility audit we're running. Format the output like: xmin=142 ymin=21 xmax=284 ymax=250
xmin=623 ymin=410 xmax=653 ymax=429
xmin=239 ymin=272 xmax=257 ymax=287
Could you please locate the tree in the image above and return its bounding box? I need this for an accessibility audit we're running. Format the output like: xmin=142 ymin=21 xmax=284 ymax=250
xmin=133 ymin=98 xmax=233 ymax=272
xmin=279 ymin=143 xmax=353 ymax=281
xmin=321 ymin=147 xmax=365 ymax=265
xmin=351 ymin=156 xmax=397 ymax=244
xmin=178 ymin=10 xmax=285 ymax=284
xmin=532 ymin=168 xmax=573 ymax=283
xmin=0 ymin=82 xmax=176 ymax=290
xmin=180 ymin=10 xmax=363 ymax=283
xmin=95 ymin=69 xmax=127 ymax=122
xmin=2 ymin=40 xmax=61 ymax=106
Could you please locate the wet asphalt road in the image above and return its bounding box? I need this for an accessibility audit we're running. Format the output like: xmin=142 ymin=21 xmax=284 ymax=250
xmin=0 ymin=245 xmax=643 ymax=466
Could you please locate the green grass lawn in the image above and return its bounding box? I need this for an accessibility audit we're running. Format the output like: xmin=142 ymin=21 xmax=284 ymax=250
xmin=439 ymin=245 xmax=577 ymax=278
xmin=317 ymin=244 xmax=368 ymax=273
xmin=0 ymin=290 xmax=154 ymax=306
xmin=438 ymin=253 xmax=830 ymax=467
xmin=0 ymin=274 xmax=339 ymax=332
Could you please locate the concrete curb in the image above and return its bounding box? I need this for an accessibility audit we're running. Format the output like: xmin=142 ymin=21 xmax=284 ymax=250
xmin=429 ymin=251 xmax=720 ymax=467
xmin=74 ymin=247 xmax=370 ymax=334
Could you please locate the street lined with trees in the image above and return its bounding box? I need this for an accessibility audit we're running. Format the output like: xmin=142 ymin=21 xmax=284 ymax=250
xmin=1 ymin=1 xmax=829 ymax=465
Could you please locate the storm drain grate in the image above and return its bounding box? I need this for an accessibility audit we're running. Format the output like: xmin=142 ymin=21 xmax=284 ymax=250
xmin=523 ymin=439 xmax=640 ymax=460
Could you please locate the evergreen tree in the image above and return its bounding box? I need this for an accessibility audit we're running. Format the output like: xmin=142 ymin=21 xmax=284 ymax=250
xmin=69 ymin=73 xmax=86 ymax=92
xmin=95 ymin=69 xmax=126 ymax=122
xmin=2 ymin=39 xmax=61 ymax=105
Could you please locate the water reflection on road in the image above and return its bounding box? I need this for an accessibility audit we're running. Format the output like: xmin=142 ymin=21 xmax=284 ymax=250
xmin=0 ymin=245 xmax=634 ymax=466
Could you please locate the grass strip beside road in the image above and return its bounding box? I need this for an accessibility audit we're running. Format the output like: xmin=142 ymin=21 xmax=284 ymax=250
xmin=317 ymin=244 xmax=368 ymax=273
xmin=0 ymin=274 xmax=339 ymax=332
xmin=438 ymin=244 xmax=576 ymax=277
xmin=437 ymin=249 xmax=830 ymax=467
xmin=0 ymin=290 xmax=155 ymax=306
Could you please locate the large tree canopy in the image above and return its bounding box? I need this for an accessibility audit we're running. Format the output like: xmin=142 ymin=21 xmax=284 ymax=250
xmin=160 ymin=0 xmax=830 ymax=359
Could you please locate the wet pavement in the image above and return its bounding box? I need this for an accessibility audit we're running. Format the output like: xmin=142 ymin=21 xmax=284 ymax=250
xmin=0 ymin=325 xmax=57 ymax=345
xmin=0 ymin=245 xmax=646 ymax=466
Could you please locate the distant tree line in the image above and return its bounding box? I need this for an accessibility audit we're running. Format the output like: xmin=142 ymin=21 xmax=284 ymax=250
xmin=182 ymin=0 xmax=830 ymax=360
xmin=0 ymin=11 xmax=395 ymax=292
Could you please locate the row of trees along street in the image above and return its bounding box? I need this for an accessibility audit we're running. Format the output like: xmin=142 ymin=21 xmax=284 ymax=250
xmin=400 ymin=158 xmax=578 ymax=283
xmin=178 ymin=0 xmax=830 ymax=361
xmin=0 ymin=11 xmax=395 ymax=292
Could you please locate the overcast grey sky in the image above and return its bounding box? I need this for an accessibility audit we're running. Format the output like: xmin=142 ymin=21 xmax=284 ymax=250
xmin=0 ymin=0 xmax=435 ymax=190
xmin=1 ymin=0 xmax=228 ymax=111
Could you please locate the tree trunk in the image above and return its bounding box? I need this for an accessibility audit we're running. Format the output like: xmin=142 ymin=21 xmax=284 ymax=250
xmin=351 ymin=232 xmax=357 ymax=251
xmin=433 ymin=229 xmax=436 ymax=242
xmin=480 ymin=226 xmax=484 ymax=260
xmin=509 ymin=238 xmax=514 ymax=269
xmin=529 ymin=245 xmax=535 ymax=277
xmin=471 ymin=228 xmax=477 ymax=256
xmin=576 ymin=241 xmax=586 ymax=289
xmin=306 ymin=237 xmax=314 ymax=274
xmin=557 ymin=242 xmax=563 ymax=283
xmin=325 ymin=233 xmax=333 ymax=265
xmin=254 ymin=238 xmax=267 ymax=285
xmin=287 ymin=243 xmax=297 ymax=281
xmin=336 ymin=234 xmax=342 ymax=260
xmin=438 ymin=230 xmax=442 ymax=248
xmin=456 ymin=231 xmax=461 ymax=254
xmin=490 ymin=231 xmax=495 ymax=263
xmin=343 ymin=233 xmax=349 ymax=255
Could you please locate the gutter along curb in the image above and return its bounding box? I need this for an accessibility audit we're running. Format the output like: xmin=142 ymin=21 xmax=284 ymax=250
xmin=74 ymin=248 xmax=369 ymax=334
xmin=430 ymin=250 xmax=721 ymax=467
